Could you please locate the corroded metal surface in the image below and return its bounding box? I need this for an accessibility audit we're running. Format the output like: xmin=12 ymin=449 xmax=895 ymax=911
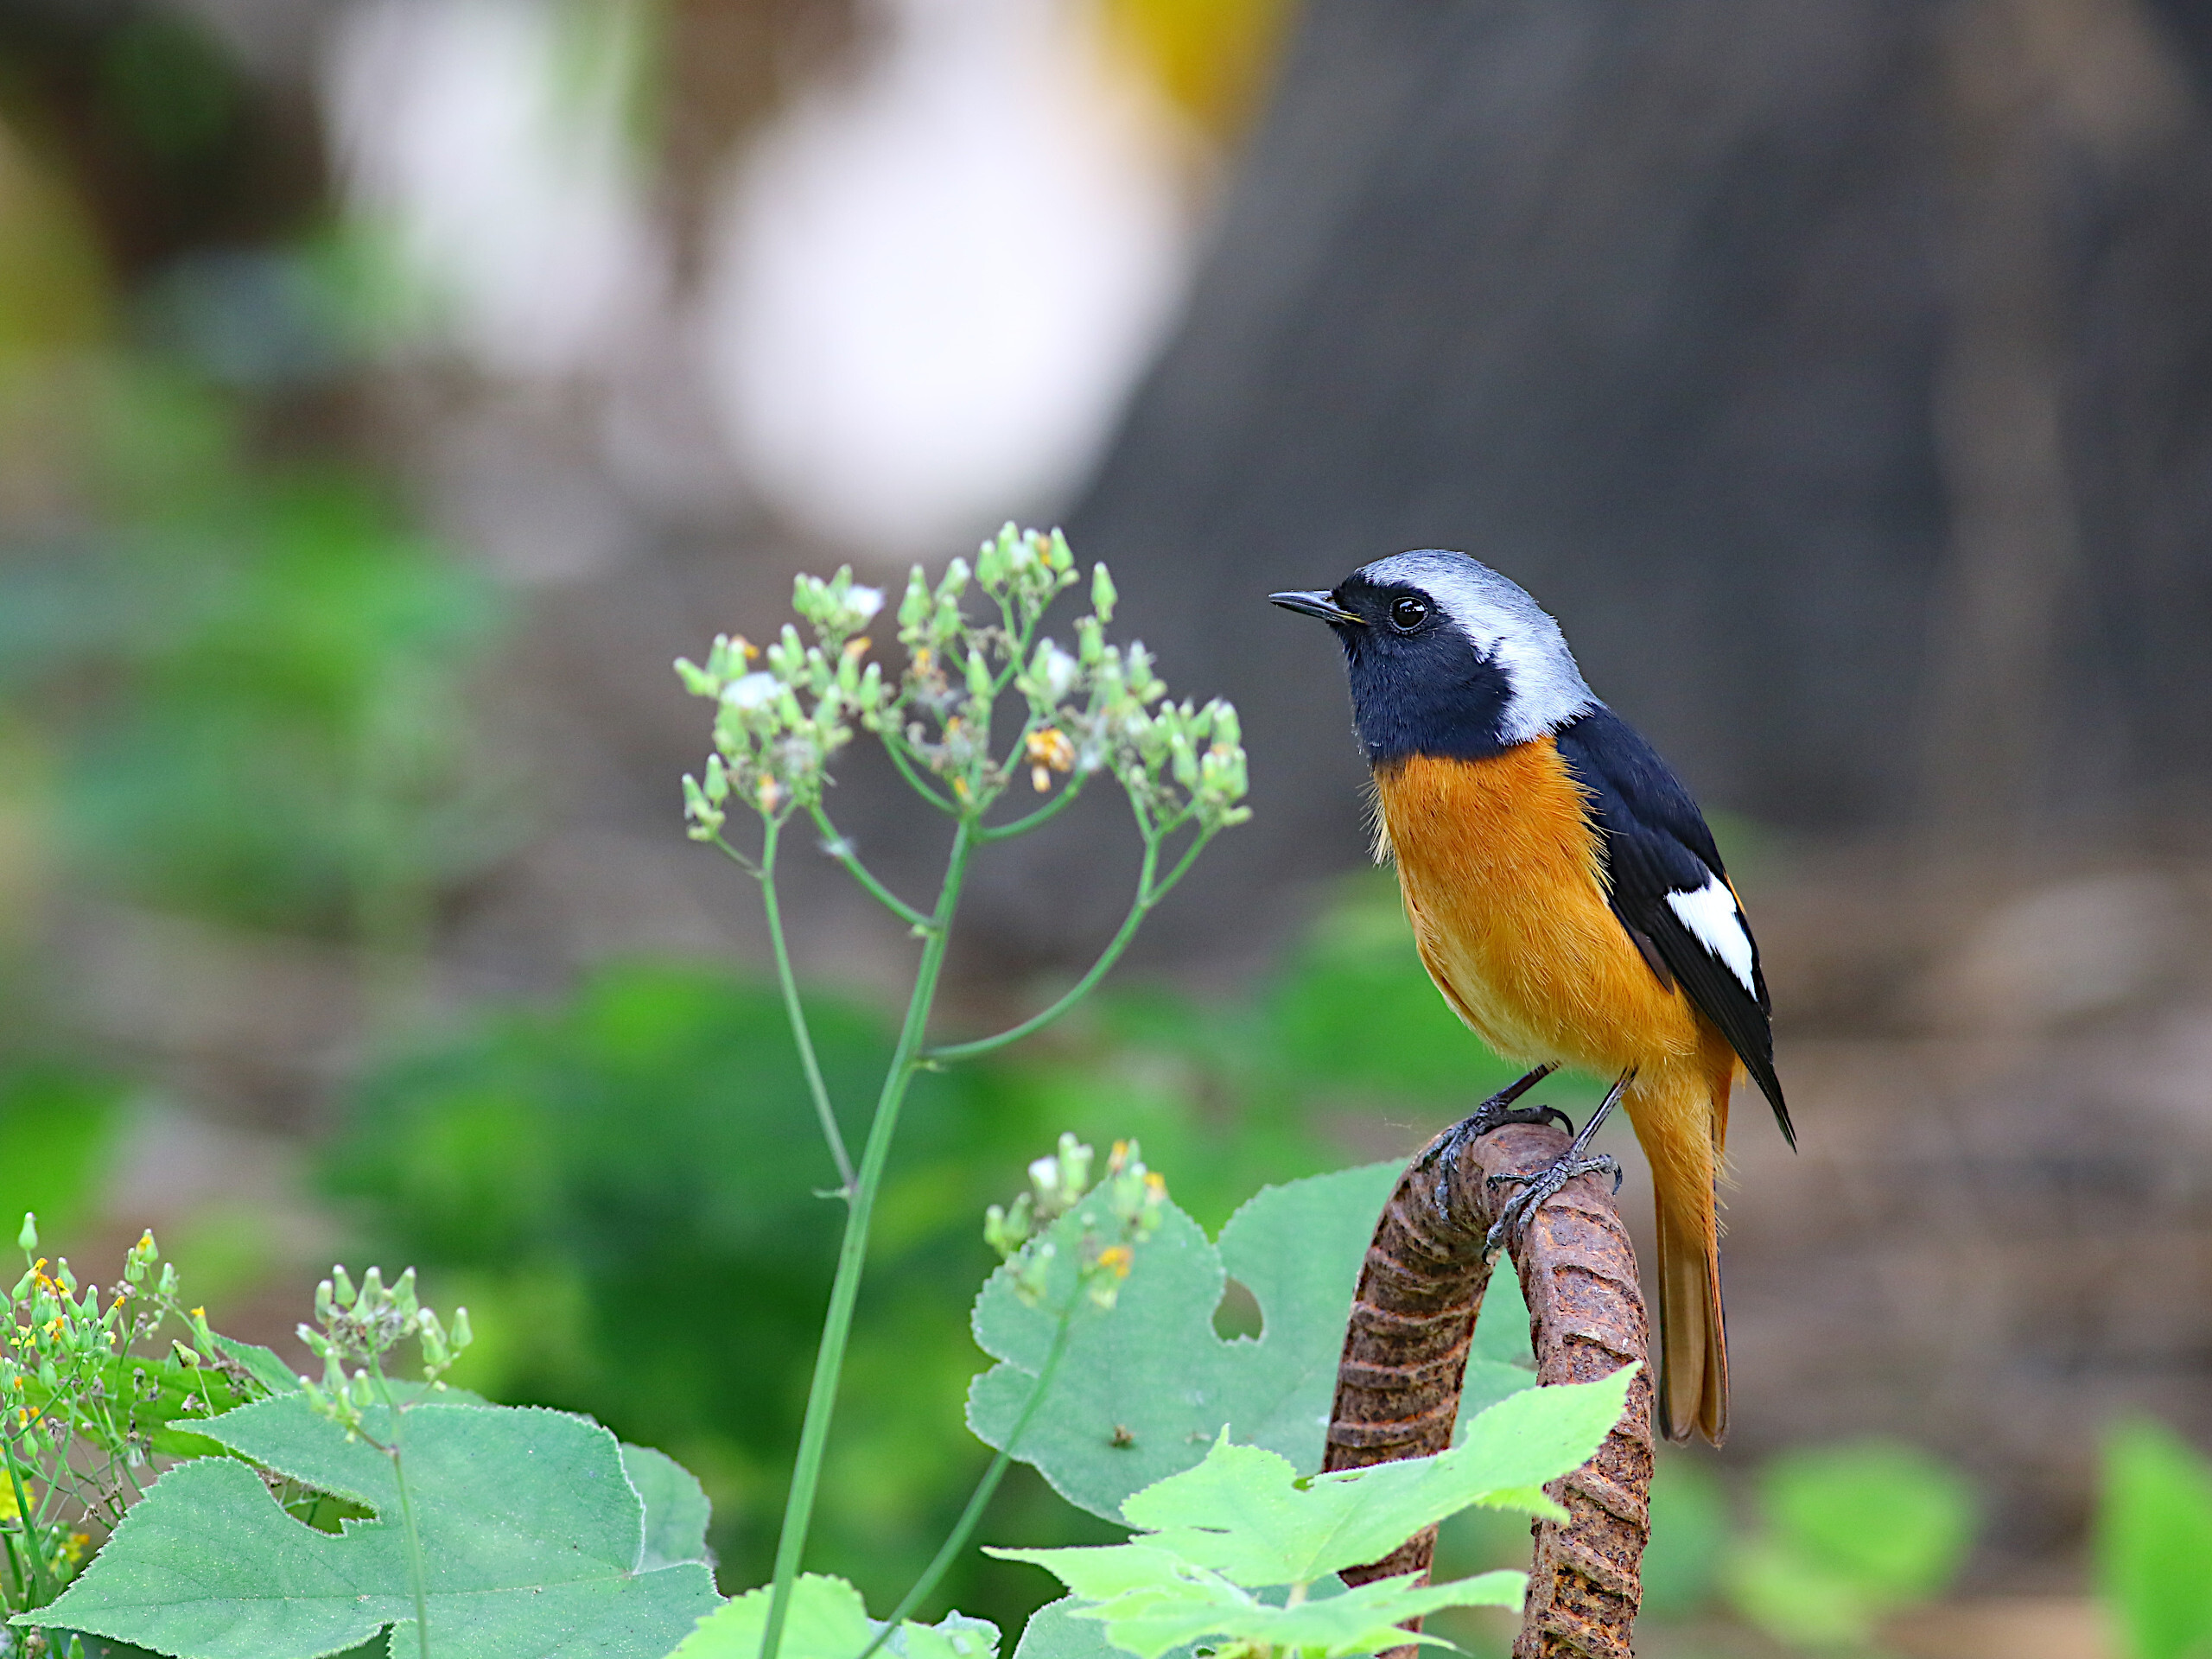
xmin=1324 ymin=1122 xmax=1654 ymax=1659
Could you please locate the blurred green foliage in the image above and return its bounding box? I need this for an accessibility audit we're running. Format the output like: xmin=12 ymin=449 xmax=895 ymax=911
xmin=0 ymin=1062 xmax=124 ymax=1243
xmin=0 ymin=371 xmax=507 ymax=941
xmin=2100 ymin=1419 xmax=2212 ymax=1659
xmin=1725 ymin=1440 xmax=1974 ymax=1653
xmin=1639 ymin=1453 xmax=1729 ymax=1619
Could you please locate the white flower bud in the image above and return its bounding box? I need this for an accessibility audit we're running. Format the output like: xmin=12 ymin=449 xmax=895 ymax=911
xmin=722 ymin=672 xmax=779 ymax=712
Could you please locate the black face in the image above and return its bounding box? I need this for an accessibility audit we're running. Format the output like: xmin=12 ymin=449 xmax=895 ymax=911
xmin=1272 ymin=574 xmax=1515 ymax=765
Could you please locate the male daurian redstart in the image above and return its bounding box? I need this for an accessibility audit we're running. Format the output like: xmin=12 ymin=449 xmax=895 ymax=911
xmin=1273 ymin=550 xmax=1790 ymax=1445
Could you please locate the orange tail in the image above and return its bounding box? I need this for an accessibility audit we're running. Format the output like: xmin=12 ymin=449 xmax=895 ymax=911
xmin=1630 ymin=1059 xmax=1732 ymax=1445
xmin=1652 ymin=1197 xmax=1728 ymax=1444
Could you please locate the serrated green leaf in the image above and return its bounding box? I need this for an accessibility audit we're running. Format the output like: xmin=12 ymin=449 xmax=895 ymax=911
xmin=671 ymin=1573 xmax=1000 ymax=1659
xmin=990 ymin=1373 xmax=1621 ymax=1659
xmin=1101 ymin=1367 xmax=1631 ymax=1586
xmin=1077 ymin=1568 xmax=1526 ymax=1659
xmin=24 ymin=1396 xmax=719 ymax=1659
xmin=622 ymin=1443 xmax=713 ymax=1570
xmin=969 ymin=1164 xmax=1402 ymax=1520
xmin=983 ymin=1547 xmax=1194 ymax=1605
xmin=208 ymin=1335 xmax=302 ymax=1395
xmin=1011 ymin=1597 xmax=1175 ymax=1659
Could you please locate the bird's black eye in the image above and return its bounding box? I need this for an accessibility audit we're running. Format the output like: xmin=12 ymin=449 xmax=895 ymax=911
xmin=1389 ymin=596 xmax=1429 ymax=632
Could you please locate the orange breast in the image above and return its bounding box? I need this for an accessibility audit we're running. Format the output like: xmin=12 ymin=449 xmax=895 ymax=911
xmin=1373 ymin=742 xmax=1708 ymax=1076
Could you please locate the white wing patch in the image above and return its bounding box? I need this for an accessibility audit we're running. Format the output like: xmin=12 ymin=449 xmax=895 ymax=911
xmin=1666 ymin=874 xmax=1757 ymax=995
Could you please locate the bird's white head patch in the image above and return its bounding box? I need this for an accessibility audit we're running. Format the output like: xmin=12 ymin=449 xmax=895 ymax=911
xmin=1352 ymin=550 xmax=1595 ymax=742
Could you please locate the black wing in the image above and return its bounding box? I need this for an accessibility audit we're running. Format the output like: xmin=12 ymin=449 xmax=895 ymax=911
xmin=1554 ymin=707 xmax=1793 ymax=1147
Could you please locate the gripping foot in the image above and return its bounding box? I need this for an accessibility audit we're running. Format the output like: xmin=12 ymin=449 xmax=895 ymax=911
xmin=1479 ymin=1068 xmax=1634 ymax=1256
xmin=1421 ymin=1065 xmax=1568 ymax=1222
xmin=1484 ymin=1154 xmax=1624 ymax=1255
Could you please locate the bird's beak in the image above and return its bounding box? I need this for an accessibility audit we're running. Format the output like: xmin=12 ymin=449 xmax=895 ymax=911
xmin=1268 ymin=589 xmax=1363 ymax=625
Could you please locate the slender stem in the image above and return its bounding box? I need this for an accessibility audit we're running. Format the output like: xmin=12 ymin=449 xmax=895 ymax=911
xmin=759 ymin=820 xmax=976 ymax=1659
xmin=365 ymin=1363 xmax=432 ymax=1659
xmin=850 ymin=1312 xmax=1077 ymax=1659
xmin=807 ymin=805 xmax=931 ymax=930
xmin=746 ymin=817 xmax=859 ymax=1193
xmin=882 ymin=730 xmax=959 ymax=815
xmin=923 ymin=825 xmax=1214 ymax=1065
xmin=3 ymin=1445 xmax=49 ymax=1607
xmin=976 ymin=770 xmax=1089 ymax=842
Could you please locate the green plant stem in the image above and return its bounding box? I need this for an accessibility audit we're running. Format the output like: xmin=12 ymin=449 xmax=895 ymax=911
xmin=3 ymin=1443 xmax=50 ymax=1607
xmin=759 ymin=818 xmax=976 ymax=1659
xmin=807 ymin=805 xmax=931 ymax=929
xmin=976 ymin=770 xmax=1089 ymax=842
xmin=849 ymin=1313 xmax=1077 ymax=1659
xmin=924 ymin=825 xmax=1212 ymax=1065
xmin=365 ymin=1364 xmax=432 ymax=1659
xmin=880 ymin=733 xmax=959 ymax=815
xmin=743 ymin=817 xmax=859 ymax=1194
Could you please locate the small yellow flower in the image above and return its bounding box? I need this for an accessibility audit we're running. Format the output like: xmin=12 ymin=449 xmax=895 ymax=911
xmin=1025 ymin=728 xmax=1075 ymax=792
xmin=1096 ymin=1245 xmax=1133 ymax=1280
xmin=0 ymin=1482 xmax=16 ymax=1520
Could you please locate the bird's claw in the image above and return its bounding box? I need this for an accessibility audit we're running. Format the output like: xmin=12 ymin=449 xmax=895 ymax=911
xmin=1423 ymin=1098 xmax=1573 ymax=1223
xmin=1481 ymin=1154 xmax=1624 ymax=1256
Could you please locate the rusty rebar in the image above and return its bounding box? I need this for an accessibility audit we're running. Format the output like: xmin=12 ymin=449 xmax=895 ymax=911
xmin=1324 ymin=1122 xmax=1655 ymax=1659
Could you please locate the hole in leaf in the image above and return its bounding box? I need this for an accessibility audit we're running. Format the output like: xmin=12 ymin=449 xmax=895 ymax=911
xmin=1212 ymin=1277 xmax=1263 ymax=1342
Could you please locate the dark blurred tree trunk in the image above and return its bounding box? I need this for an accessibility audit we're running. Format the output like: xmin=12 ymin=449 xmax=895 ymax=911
xmin=972 ymin=0 xmax=2212 ymax=971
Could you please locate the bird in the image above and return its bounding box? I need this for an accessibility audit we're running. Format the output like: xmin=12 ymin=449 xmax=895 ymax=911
xmin=1272 ymin=550 xmax=1790 ymax=1445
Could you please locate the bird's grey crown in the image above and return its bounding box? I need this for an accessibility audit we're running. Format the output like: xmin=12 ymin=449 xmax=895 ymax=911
xmin=1355 ymin=550 xmax=1597 ymax=742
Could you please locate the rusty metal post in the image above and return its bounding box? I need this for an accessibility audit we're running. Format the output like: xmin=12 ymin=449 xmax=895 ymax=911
xmin=1324 ymin=1121 xmax=1655 ymax=1659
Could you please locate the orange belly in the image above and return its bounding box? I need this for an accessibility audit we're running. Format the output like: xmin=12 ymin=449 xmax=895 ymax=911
xmin=1373 ymin=741 xmax=1711 ymax=1077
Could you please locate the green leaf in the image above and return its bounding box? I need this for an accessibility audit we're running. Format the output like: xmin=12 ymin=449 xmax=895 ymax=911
xmin=989 ymin=1371 xmax=1624 ymax=1659
xmin=16 ymin=1351 xmax=256 ymax=1465
xmin=623 ymin=1443 xmax=714 ymax=1570
xmin=24 ymin=1396 xmax=720 ymax=1659
xmin=671 ymin=1573 xmax=999 ymax=1659
xmin=987 ymin=1548 xmax=1193 ymax=1606
xmin=2098 ymin=1419 xmax=2212 ymax=1659
xmin=1011 ymin=1598 xmax=1161 ymax=1659
xmin=1112 ymin=1367 xmax=1633 ymax=1585
xmin=208 ymin=1335 xmax=302 ymax=1396
xmin=969 ymin=1164 xmax=1402 ymax=1519
xmin=1075 ymin=1568 xmax=1525 ymax=1659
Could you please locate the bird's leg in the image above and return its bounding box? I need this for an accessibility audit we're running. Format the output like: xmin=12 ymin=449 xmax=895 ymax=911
xmin=1421 ymin=1065 xmax=1568 ymax=1218
xmin=1483 ymin=1069 xmax=1631 ymax=1256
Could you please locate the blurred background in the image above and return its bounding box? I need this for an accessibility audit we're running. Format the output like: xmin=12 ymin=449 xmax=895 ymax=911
xmin=3 ymin=0 xmax=2212 ymax=1652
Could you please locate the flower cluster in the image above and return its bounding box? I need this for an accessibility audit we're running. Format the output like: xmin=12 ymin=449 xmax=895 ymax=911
xmin=675 ymin=565 xmax=888 ymax=830
xmin=676 ymin=524 xmax=1249 ymax=843
xmin=297 ymin=1266 xmax=472 ymax=1440
xmin=986 ymin=1136 xmax=1168 ymax=1312
xmin=1 ymin=1215 xmax=241 ymax=1606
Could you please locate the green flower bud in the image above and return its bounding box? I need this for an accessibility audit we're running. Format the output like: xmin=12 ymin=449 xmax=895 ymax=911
xmin=899 ymin=567 xmax=931 ymax=632
xmin=15 ymin=1215 xmax=34 ymax=1254
xmin=1090 ymin=563 xmax=1118 ymax=624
